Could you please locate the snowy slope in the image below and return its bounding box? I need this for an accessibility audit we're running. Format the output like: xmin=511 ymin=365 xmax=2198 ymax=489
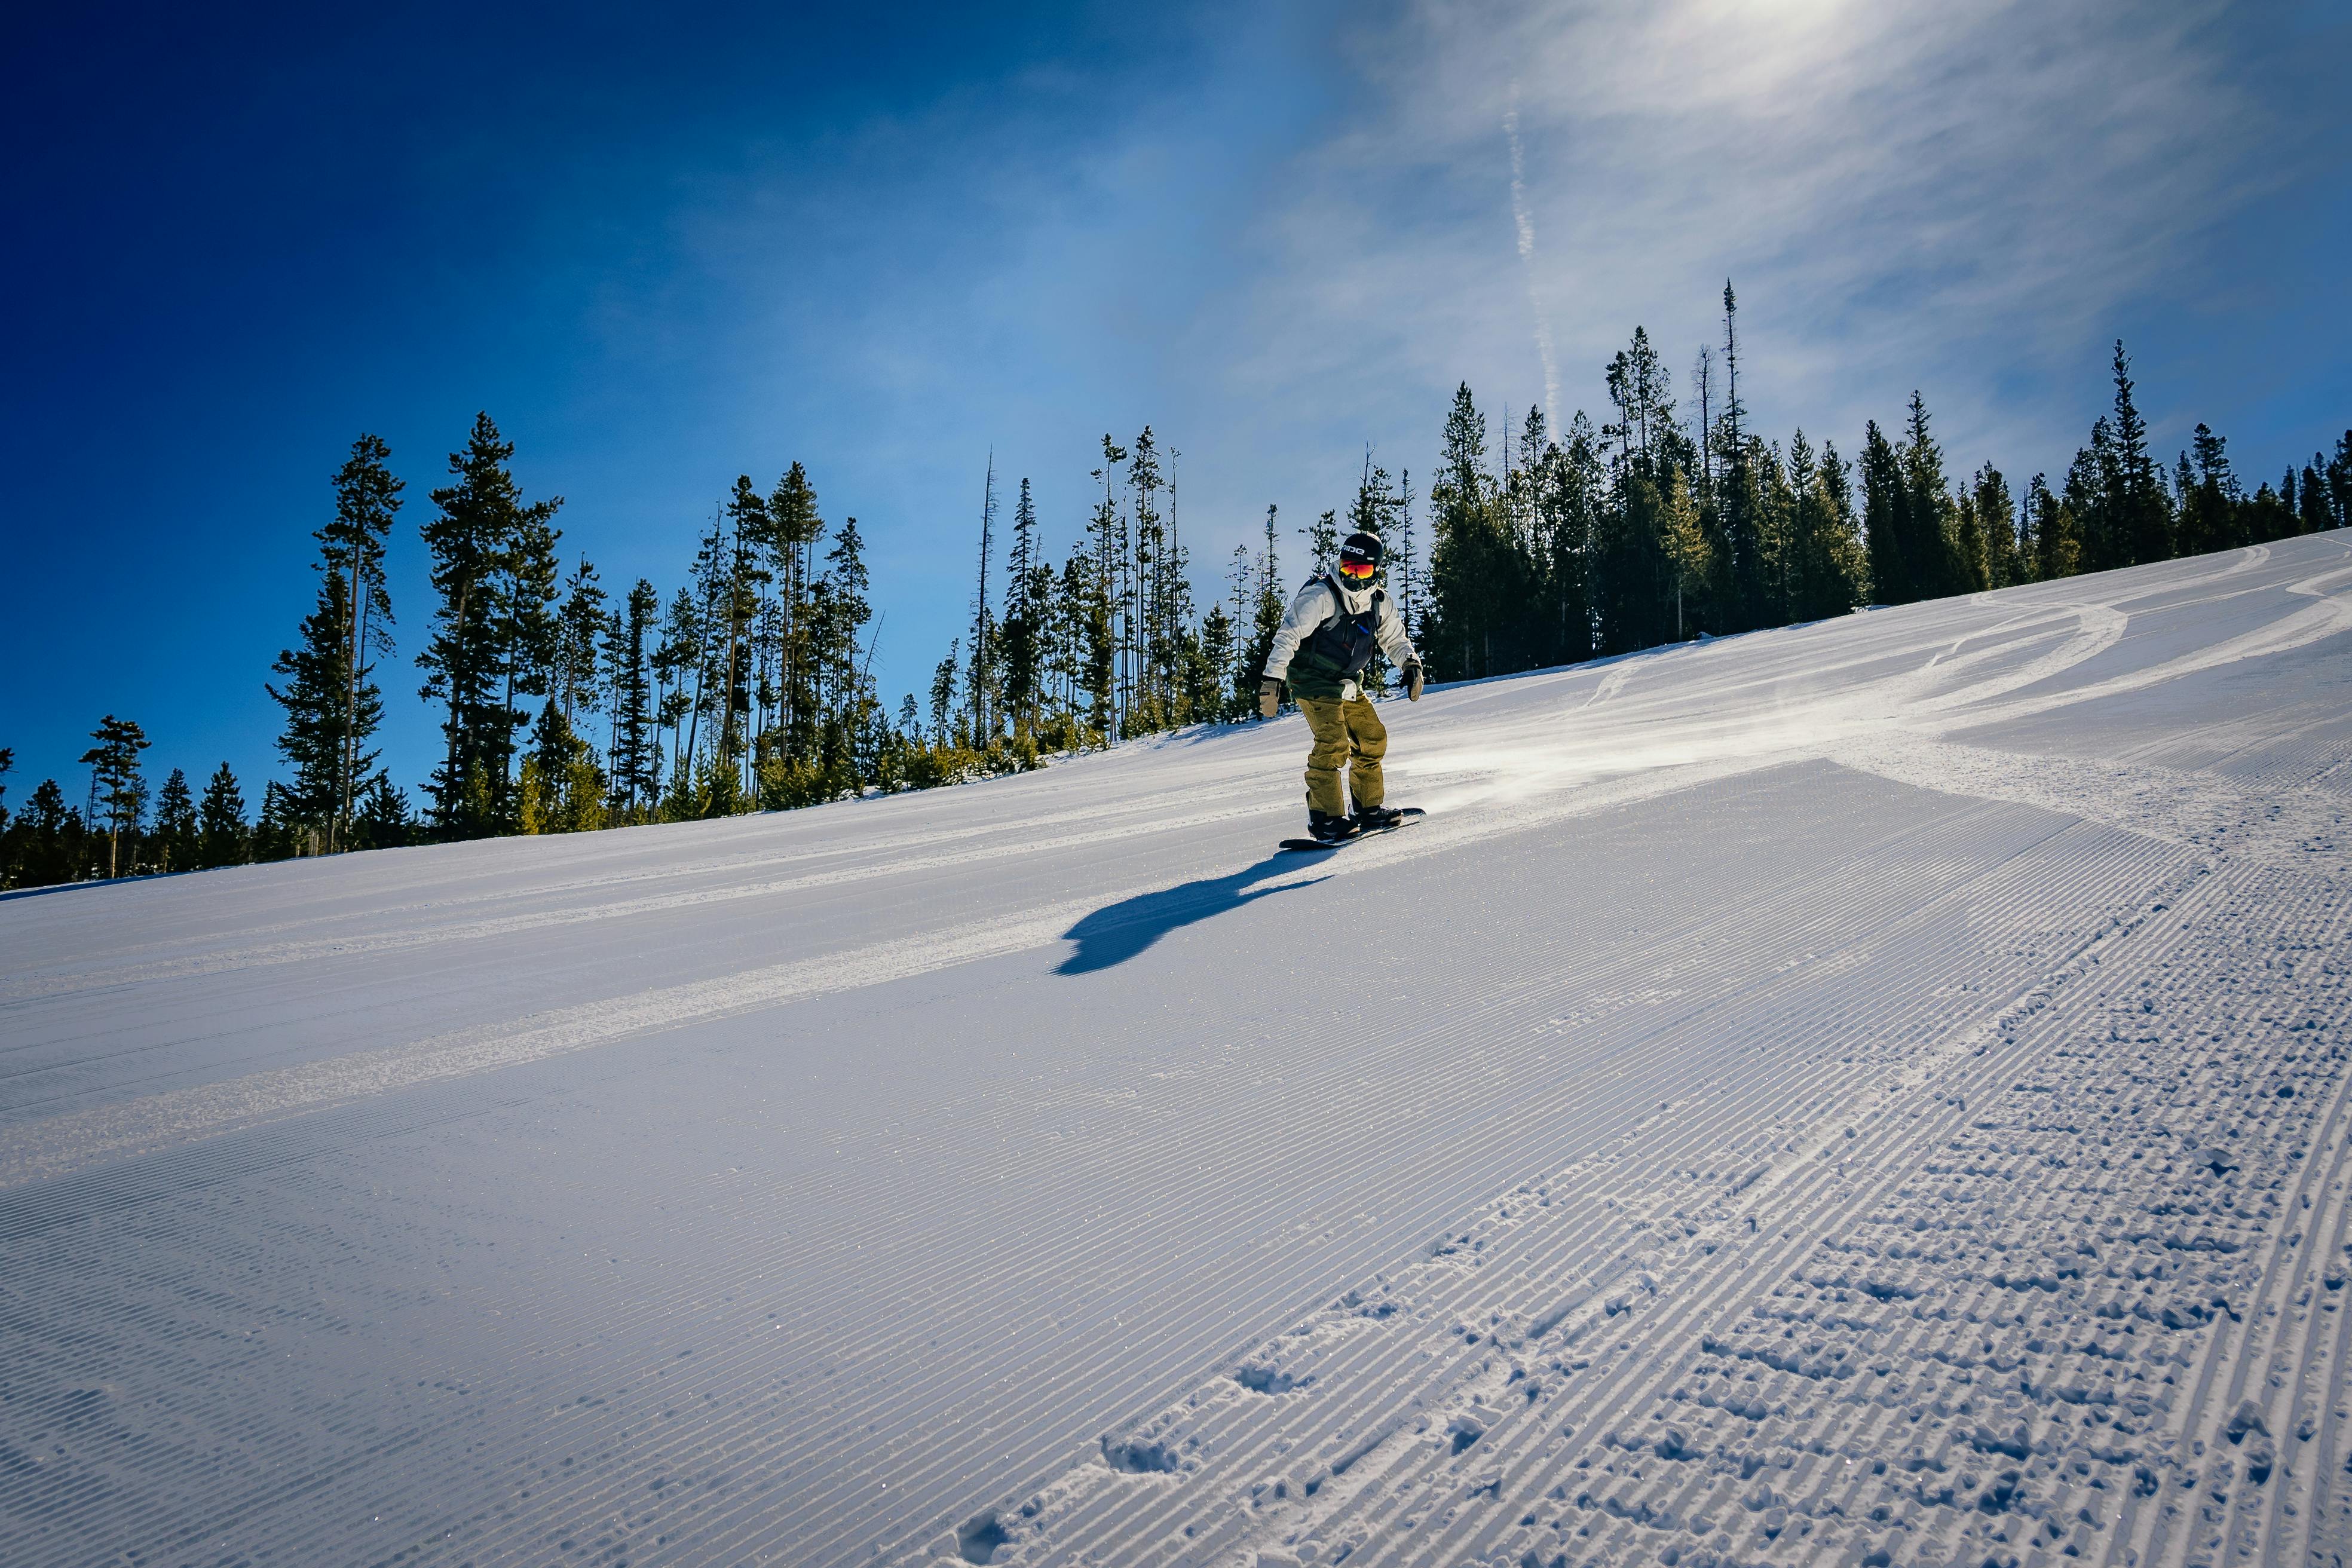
xmin=4 ymin=533 xmax=2351 ymax=1568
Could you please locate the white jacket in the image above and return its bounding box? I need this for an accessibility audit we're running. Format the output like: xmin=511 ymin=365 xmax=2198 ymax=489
xmin=1261 ymin=573 xmax=1419 ymax=700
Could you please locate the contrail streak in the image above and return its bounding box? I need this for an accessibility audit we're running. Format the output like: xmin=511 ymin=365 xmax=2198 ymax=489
xmin=1505 ymin=82 xmax=1560 ymax=438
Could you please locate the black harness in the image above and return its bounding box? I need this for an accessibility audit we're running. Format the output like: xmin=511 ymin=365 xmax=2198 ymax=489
xmin=1298 ymin=576 xmax=1386 ymax=680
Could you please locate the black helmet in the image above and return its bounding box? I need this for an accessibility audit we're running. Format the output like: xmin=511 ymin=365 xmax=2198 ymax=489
xmin=1337 ymin=531 xmax=1383 ymax=578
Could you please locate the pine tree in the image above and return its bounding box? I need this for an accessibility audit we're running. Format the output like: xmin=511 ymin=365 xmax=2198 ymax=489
xmin=1341 ymin=455 xmax=1410 ymax=688
xmin=152 ymin=767 xmax=197 ymax=872
xmin=497 ymin=488 xmax=566 ymax=810
xmin=1087 ymin=440 xmax=1125 ymax=736
xmin=1125 ymin=431 xmax=1159 ymax=727
xmin=1196 ymin=604 xmax=1236 ymax=722
xmin=1438 ymin=383 xmax=1487 ymax=501
xmin=1395 ymin=470 xmax=1420 ymax=643
xmin=930 ymin=638 xmax=961 ymax=743
xmin=1745 ymin=440 xmax=1794 ymax=626
xmin=265 ymin=437 xmax=398 ymax=850
xmin=79 ymin=715 xmax=149 ymax=877
xmin=2328 ymin=433 xmax=2352 ymax=528
xmin=815 ymin=516 xmax=873 ymax=737
xmin=1690 ymin=344 xmax=1716 ymax=498
xmin=1019 ymin=549 xmax=1057 ymax=739
xmin=607 ymin=578 xmax=660 ymax=816
xmin=0 ymin=748 xmax=11 ymax=836
xmin=1606 ymin=331 xmax=1676 ymax=466
xmin=1128 ymin=428 xmax=1190 ymax=728
xmin=2243 ymin=477 xmax=2296 ymax=543
xmin=197 ymin=763 xmax=249 ymax=869
xmin=2297 ymin=456 xmax=2330 ymax=535
xmin=1103 ymin=437 xmax=1137 ymax=729
xmin=1714 ymin=284 xmax=1768 ymax=628
xmin=1860 ymin=420 xmax=1909 ymax=604
xmin=1786 ymin=433 xmax=1866 ymax=618
xmin=1592 ymin=338 xmax=1685 ymax=651
xmin=1900 ymin=392 xmax=1961 ymax=599
xmin=352 ymin=773 xmax=416 ymax=850
xmin=748 ymin=593 xmax=782 ymax=760
xmin=268 ymin=564 xmax=377 ymax=833
xmin=1659 ymin=466 xmax=1713 ymax=641
xmin=999 ymin=477 xmax=1043 ymax=740
xmin=2026 ymin=473 xmax=2078 ymax=581
xmin=1237 ymin=504 xmax=1286 ymax=714
xmin=1304 ymin=509 xmax=1340 ymax=575
xmin=1718 ymin=283 xmax=1744 ymax=461
xmin=255 ymin=780 xmax=301 ymax=862
xmin=520 ymin=698 xmax=604 ymax=834
xmin=2192 ymin=423 xmax=2239 ymax=498
xmin=1349 ymin=458 xmax=1405 ymax=553
xmin=1048 ymin=551 xmax=1090 ymax=739
xmin=1971 ymin=464 xmax=2019 ymax=589
xmin=418 ymin=414 xmax=556 ymax=839
xmin=1785 ymin=431 xmax=1826 ymax=615
xmin=970 ymin=454 xmax=1000 ymax=743
xmin=679 ymin=516 xmax=728 ymax=798
xmin=765 ymin=462 xmax=826 ymax=761
xmin=325 ymin=434 xmax=401 ymax=841
xmin=2104 ymin=342 xmax=2173 ymax=566
xmin=1713 ymin=435 xmax=1769 ymax=630
xmin=1954 ymin=490 xmax=1989 ymax=593
xmin=2065 ymin=419 xmax=2117 ymax=572
xmin=1034 ymin=547 xmax=1074 ymax=744
xmin=2178 ymin=424 xmax=2241 ymax=556
xmin=2172 ymin=452 xmax=2203 ymax=553
xmin=1593 ymin=463 xmax=1673 ymax=653
xmin=654 ymin=585 xmax=702 ymax=799
xmin=556 ymin=555 xmax=607 ymax=731
xmin=1427 ymin=382 xmax=1517 ymax=674
xmin=704 ymin=490 xmax=770 ymax=810
xmin=8 ymin=779 xmax=81 ymax=889
xmin=1539 ymin=421 xmax=1600 ymax=663
xmin=1081 ymin=561 xmax=1116 ymax=743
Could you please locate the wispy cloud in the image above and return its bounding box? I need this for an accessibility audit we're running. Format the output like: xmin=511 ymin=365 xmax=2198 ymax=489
xmin=1503 ymin=81 xmax=1560 ymax=435
xmin=1229 ymin=0 xmax=2314 ymax=477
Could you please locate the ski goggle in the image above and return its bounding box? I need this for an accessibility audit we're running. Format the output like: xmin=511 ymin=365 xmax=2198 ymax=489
xmin=1337 ymin=556 xmax=1377 ymax=578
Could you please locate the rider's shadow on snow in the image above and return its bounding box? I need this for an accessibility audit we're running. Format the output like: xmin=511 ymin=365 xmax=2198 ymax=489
xmin=1056 ymin=853 xmax=1327 ymax=976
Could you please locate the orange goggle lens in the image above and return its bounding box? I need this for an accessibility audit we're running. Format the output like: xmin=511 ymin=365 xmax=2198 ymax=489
xmin=1337 ymin=558 xmax=1376 ymax=578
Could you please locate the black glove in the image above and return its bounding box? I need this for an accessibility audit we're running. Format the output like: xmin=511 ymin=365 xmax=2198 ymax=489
xmin=1403 ymin=660 xmax=1424 ymax=702
xmin=1258 ymin=676 xmax=1284 ymax=719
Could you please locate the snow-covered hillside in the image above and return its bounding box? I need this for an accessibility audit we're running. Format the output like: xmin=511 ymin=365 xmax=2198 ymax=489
xmin=5 ymin=534 xmax=2351 ymax=1568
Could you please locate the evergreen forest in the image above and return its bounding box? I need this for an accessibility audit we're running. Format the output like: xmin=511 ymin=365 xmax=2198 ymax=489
xmin=7 ymin=286 xmax=2348 ymax=890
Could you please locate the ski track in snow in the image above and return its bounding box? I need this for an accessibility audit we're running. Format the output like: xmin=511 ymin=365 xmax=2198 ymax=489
xmin=3 ymin=535 xmax=2350 ymax=1568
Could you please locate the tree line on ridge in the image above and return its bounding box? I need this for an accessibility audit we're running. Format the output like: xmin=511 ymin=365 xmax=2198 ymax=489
xmin=5 ymin=284 xmax=2347 ymax=888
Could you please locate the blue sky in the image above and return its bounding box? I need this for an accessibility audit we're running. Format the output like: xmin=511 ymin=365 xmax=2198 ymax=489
xmin=4 ymin=0 xmax=2347 ymax=804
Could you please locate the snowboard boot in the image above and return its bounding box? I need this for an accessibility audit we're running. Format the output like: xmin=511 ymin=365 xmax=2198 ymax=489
xmin=1307 ymin=809 xmax=1359 ymax=844
xmin=1353 ymin=802 xmax=1404 ymax=832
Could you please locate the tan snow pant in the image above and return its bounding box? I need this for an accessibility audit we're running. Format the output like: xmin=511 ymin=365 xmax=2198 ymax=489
xmin=1297 ymin=695 xmax=1388 ymax=817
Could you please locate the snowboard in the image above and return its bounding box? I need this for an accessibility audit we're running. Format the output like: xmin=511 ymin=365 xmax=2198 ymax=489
xmin=1278 ymin=807 xmax=1425 ymax=852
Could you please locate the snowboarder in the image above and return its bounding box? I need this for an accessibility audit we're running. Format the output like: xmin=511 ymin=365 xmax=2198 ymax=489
xmin=1258 ymin=529 xmax=1425 ymax=843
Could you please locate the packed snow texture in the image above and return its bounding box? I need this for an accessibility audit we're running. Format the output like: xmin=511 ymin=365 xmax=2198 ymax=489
xmin=4 ymin=534 xmax=2351 ymax=1568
